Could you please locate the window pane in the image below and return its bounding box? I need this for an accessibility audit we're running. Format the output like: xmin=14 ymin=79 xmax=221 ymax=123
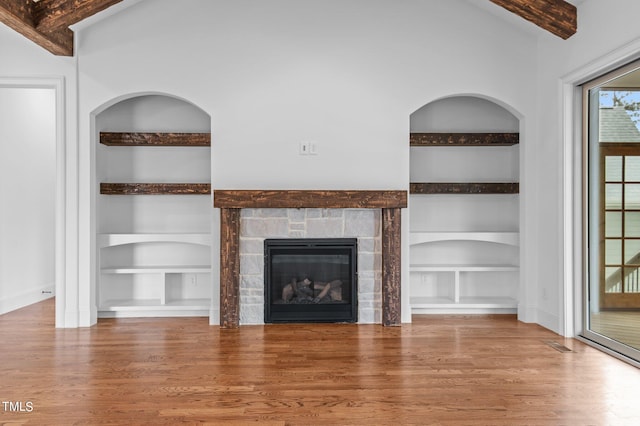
xmin=606 ymin=239 xmax=622 ymax=265
xmin=606 ymin=156 xmax=622 ymax=181
xmin=606 ymin=212 xmax=622 ymax=237
xmin=623 ymin=267 xmax=640 ymax=293
xmin=626 ymin=156 xmax=640 ymax=181
xmin=606 ymin=184 xmax=622 ymax=209
xmin=605 ymin=267 xmax=622 ymax=293
xmin=625 ymin=212 xmax=640 ymax=237
xmin=625 ymin=240 xmax=640 ymax=264
xmin=625 ymin=184 xmax=640 ymax=209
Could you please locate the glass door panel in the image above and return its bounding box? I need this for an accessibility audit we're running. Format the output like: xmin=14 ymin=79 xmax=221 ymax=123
xmin=584 ymin=75 xmax=640 ymax=361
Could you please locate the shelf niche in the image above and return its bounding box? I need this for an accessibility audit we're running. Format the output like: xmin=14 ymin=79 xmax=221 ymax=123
xmin=95 ymin=94 xmax=212 ymax=319
xmin=409 ymin=95 xmax=520 ymax=315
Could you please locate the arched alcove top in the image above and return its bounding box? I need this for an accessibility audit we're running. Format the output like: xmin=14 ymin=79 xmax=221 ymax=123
xmin=410 ymin=95 xmax=519 ymax=134
xmin=95 ymin=93 xmax=211 ymax=133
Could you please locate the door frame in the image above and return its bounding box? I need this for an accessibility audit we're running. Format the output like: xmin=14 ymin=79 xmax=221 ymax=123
xmin=561 ymin=41 xmax=640 ymax=367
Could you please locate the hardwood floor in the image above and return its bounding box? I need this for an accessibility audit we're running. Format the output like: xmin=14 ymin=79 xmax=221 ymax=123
xmin=1 ymin=299 xmax=639 ymax=425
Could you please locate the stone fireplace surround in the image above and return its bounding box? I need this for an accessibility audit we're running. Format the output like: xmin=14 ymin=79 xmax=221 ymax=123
xmin=245 ymin=212 xmax=371 ymax=324
xmin=213 ymin=190 xmax=406 ymax=328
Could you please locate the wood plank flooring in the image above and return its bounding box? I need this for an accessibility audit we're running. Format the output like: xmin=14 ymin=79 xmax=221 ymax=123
xmin=1 ymin=299 xmax=640 ymax=425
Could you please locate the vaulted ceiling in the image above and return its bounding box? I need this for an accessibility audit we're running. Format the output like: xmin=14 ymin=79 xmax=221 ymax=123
xmin=0 ymin=0 xmax=577 ymax=57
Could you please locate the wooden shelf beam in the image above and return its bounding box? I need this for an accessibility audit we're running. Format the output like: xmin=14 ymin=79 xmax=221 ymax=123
xmin=410 ymin=133 xmax=519 ymax=146
xmin=100 ymin=183 xmax=211 ymax=195
xmin=410 ymin=183 xmax=519 ymax=194
xmin=100 ymin=132 xmax=211 ymax=147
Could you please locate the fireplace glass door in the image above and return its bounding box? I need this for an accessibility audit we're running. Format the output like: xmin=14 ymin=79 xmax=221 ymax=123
xmin=264 ymin=238 xmax=357 ymax=323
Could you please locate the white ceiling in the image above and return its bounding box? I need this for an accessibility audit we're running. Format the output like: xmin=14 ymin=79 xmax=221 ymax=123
xmin=62 ymin=0 xmax=589 ymax=34
xmin=69 ymin=0 xmax=146 ymax=31
xmin=58 ymin=0 xmax=590 ymax=41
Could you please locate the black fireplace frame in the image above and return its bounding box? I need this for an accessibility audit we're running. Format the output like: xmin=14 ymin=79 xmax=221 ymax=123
xmin=264 ymin=238 xmax=358 ymax=323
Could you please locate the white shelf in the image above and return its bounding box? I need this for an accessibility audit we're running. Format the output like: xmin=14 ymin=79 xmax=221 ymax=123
xmin=98 ymin=233 xmax=211 ymax=248
xmin=410 ymin=264 xmax=518 ymax=272
xmin=409 ymin=231 xmax=518 ymax=247
xmin=408 ymin=208 xmax=519 ymax=316
xmin=98 ymin=298 xmax=210 ymax=318
xmin=101 ymin=265 xmax=211 ymax=274
xmin=100 ymin=298 xmax=210 ymax=310
xmin=410 ymin=296 xmax=517 ymax=309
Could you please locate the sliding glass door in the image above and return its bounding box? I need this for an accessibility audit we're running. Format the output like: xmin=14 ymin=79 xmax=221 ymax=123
xmin=583 ymin=62 xmax=640 ymax=362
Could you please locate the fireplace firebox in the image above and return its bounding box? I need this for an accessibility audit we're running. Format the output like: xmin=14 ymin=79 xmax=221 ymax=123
xmin=264 ymin=238 xmax=358 ymax=323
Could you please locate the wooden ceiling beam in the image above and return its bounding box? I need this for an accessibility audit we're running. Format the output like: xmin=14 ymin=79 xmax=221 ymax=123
xmin=489 ymin=0 xmax=577 ymax=40
xmin=33 ymin=0 xmax=122 ymax=33
xmin=0 ymin=0 xmax=72 ymax=55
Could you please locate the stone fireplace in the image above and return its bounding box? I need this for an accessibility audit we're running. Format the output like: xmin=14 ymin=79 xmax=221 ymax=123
xmin=213 ymin=190 xmax=406 ymax=328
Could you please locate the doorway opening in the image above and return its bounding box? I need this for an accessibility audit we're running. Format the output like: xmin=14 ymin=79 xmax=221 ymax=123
xmin=0 ymin=81 xmax=59 ymax=320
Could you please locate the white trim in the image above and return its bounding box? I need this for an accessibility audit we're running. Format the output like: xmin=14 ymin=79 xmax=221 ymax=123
xmin=561 ymin=36 xmax=640 ymax=338
xmin=535 ymin=307 xmax=560 ymax=334
xmin=0 ymin=77 xmax=66 ymax=327
xmin=560 ymin=82 xmax=581 ymax=337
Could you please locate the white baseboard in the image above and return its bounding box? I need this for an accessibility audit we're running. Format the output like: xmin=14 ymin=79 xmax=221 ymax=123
xmin=209 ymin=308 xmax=219 ymax=326
xmin=0 ymin=282 xmax=55 ymax=315
xmin=535 ymin=308 xmax=561 ymax=335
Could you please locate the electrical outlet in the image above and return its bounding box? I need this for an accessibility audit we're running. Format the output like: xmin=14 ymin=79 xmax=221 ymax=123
xmin=309 ymin=142 xmax=318 ymax=155
xmin=299 ymin=141 xmax=309 ymax=155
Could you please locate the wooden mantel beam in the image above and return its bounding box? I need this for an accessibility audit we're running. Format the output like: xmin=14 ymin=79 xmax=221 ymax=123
xmin=0 ymin=0 xmax=72 ymax=55
xmin=489 ymin=0 xmax=577 ymax=40
xmin=33 ymin=0 xmax=123 ymax=33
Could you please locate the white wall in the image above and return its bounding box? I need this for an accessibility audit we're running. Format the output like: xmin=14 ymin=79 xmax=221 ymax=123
xmin=75 ymin=0 xmax=540 ymax=326
xmin=0 ymin=88 xmax=56 ymax=313
xmin=536 ymin=0 xmax=640 ymax=334
xmin=77 ymin=0 xmax=538 ymax=189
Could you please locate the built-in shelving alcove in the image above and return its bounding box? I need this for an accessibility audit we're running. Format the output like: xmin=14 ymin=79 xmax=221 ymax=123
xmin=409 ymin=96 xmax=520 ymax=314
xmin=95 ymin=94 xmax=212 ymax=318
